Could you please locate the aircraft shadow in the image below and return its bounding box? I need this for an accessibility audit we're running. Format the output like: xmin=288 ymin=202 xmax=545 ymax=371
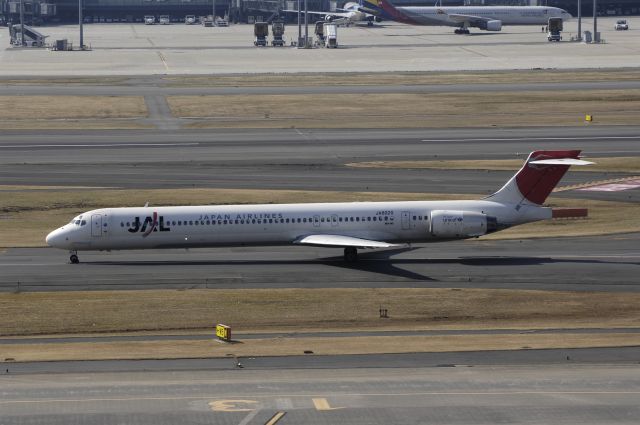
xmin=87 ymin=251 xmax=638 ymax=282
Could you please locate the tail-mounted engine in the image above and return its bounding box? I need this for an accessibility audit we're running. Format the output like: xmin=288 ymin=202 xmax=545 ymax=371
xmin=430 ymin=210 xmax=497 ymax=238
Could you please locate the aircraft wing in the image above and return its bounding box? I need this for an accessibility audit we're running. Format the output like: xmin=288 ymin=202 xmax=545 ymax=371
xmin=446 ymin=13 xmax=494 ymax=26
xmin=294 ymin=234 xmax=401 ymax=248
xmin=282 ymin=9 xmax=352 ymax=18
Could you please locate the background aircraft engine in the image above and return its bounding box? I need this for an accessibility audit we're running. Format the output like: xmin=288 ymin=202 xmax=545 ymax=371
xmin=430 ymin=210 xmax=494 ymax=238
xmin=481 ymin=20 xmax=502 ymax=31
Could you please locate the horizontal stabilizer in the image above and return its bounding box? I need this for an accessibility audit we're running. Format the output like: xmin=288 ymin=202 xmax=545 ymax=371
xmin=529 ymin=158 xmax=594 ymax=166
xmin=294 ymin=234 xmax=400 ymax=248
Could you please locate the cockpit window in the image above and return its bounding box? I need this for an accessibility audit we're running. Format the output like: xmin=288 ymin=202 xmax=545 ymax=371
xmin=81 ymin=220 xmax=87 ymax=226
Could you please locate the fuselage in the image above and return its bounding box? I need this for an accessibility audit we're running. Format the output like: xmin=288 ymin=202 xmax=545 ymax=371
xmin=46 ymin=199 xmax=550 ymax=252
xmin=388 ymin=6 xmax=571 ymax=27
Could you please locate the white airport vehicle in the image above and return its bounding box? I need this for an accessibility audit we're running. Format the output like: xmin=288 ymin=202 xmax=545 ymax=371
xmin=369 ymin=0 xmax=571 ymax=34
xmin=615 ymin=19 xmax=629 ymax=30
xmin=46 ymin=151 xmax=591 ymax=264
xmin=144 ymin=15 xmax=155 ymax=25
xmin=324 ymin=23 xmax=338 ymax=47
xmin=159 ymin=15 xmax=170 ymax=25
xmin=185 ymin=15 xmax=197 ymax=24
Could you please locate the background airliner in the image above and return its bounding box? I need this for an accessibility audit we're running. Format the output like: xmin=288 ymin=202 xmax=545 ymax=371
xmin=284 ymin=1 xmax=379 ymax=26
xmin=46 ymin=150 xmax=591 ymax=264
xmin=363 ymin=0 xmax=571 ymax=33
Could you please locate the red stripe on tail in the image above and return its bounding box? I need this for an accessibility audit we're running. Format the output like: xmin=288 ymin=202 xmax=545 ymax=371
xmin=516 ymin=150 xmax=581 ymax=204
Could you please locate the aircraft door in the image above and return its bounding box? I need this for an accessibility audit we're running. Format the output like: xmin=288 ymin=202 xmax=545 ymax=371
xmin=331 ymin=214 xmax=339 ymax=227
xmin=401 ymin=211 xmax=410 ymax=230
xmin=313 ymin=215 xmax=320 ymax=227
xmin=91 ymin=214 xmax=102 ymax=237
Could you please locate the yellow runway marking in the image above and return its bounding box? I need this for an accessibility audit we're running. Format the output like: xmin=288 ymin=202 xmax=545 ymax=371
xmin=265 ymin=411 xmax=286 ymax=425
xmin=312 ymin=398 xmax=344 ymax=411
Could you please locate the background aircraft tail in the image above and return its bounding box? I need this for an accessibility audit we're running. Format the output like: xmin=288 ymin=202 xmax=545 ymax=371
xmin=486 ymin=150 xmax=590 ymax=206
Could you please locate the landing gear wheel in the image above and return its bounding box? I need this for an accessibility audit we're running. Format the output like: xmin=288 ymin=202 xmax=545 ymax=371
xmin=70 ymin=254 xmax=79 ymax=264
xmin=344 ymin=247 xmax=358 ymax=263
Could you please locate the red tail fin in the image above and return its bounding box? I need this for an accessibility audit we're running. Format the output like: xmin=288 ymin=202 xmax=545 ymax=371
xmin=488 ymin=150 xmax=582 ymax=205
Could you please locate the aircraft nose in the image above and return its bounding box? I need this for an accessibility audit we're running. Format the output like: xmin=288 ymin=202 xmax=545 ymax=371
xmin=46 ymin=227 xmax=67 ymax=248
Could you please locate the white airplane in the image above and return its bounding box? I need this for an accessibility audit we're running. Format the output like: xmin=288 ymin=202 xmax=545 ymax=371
xmin=283 ymin=1 xmax=377 ymax=26
xmin=46 ymin=150 xmax=591 ymax=264
xmin=369 ymin=0 xmax=572 ymax=34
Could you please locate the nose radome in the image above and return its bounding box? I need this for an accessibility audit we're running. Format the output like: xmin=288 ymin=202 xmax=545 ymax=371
xmin=46 ymin=228 xmax=65 ymax=247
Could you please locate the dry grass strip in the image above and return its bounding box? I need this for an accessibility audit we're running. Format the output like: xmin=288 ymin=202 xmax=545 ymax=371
xmin=0 ymin=96 xmax=147 ymax=120
xmin=170 ymin=90 xmax=640 ymax=129
xmin=2 ymin=288 xmax=640 ymax=337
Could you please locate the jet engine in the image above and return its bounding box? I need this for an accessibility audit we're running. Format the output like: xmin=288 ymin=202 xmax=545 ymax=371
xmin=430 ymin=210 xmax=497 ymax=238
xmin=479 ymin=19 xmax=502 ymax=31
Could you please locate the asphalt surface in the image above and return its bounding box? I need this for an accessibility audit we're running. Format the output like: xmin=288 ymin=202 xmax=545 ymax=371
xmin=4 ymin=80 xmax=640 ymax=96
xmin=1 ymin=126 xmax=639 ymax=202
xmin=3 ymin=348 xmax=640 ymax=425
xmin=2 ymin=233 xmax=639 ymax=292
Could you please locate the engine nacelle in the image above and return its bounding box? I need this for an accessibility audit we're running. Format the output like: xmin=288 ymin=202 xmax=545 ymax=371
xmin=480 ymin=19 xmax=502 ymax=31
xmin=430 ymin=210 xmax=494 ymax=239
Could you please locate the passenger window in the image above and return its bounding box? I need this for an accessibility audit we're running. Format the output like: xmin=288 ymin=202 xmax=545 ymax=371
xmin=120 ymin=222 xmax=124 ymax=227
xmin=126 ymin=222 xmax=130 ymax=227
xmin=206 ymin=220 xmax=210 ymax=225
xmin=189 ymin=221 xmax=193 ymax=225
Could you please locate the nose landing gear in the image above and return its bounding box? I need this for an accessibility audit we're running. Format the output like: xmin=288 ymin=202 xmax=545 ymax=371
xmin=69 ymin=251 xmax=79 ymax=264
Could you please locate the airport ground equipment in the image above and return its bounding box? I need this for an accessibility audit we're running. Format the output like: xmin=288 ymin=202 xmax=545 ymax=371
xmin=254 ymin=21 xmax=268 ymax=46
xmin=615 ymin=19 xmax=628 ymax=30
xmin=144 ymin=15 xmax=155 ymax=24
xmin=314 ymin=20 xmax=325 ymax=46
xmin=9 ymin=24 xmax=47 ymax=47
xmin=159 ymin=15 xmax=170 ymax=24
xmin=215 ymin=17 xmax=229 ymax=26
xmin=271 ymin=20 xmax=285 ymax=46
xmin=547 ymin=17 xmax=563 ymax=41
xmin=324 ymin=22 xmax=337 ymax=48
xmin=185 ymin=15 xmax=196 ymax=24
xmin=202 ymin=15 xmax=214 ymax=26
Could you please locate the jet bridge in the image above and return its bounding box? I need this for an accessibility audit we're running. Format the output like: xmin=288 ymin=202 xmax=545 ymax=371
xmin=9 ymin=24 xmax=48 ymax=47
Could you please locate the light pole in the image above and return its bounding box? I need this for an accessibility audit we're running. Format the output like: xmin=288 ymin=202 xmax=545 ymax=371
xmin=297 ymin=0 xmax=301 ymax=46
xmin=592 ymin=0 xmax=597 ymax=42
xmin=79 ymin=0 xmax=83 ymax=48
xmin=212 ymin=0 xmax=216 ymax=23
xmin=577 ymin=0 xmax=581 ymax=40
xmin=304 ymin=0 xmax=308 ymax=47
xmin=20 ymin=0 xmax=24 ymax=46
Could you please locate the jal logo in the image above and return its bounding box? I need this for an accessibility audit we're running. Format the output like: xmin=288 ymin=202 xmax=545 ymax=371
xmin=128 ymin=212 xmax=170 ymax=237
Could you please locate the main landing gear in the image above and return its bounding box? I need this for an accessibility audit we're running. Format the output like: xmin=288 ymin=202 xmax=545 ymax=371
xmin=454 ymin=28 xmax=470 ymax=34
xmin=344 ymin=247 xmax=358 ymax=263
xmin=69 ymin=251 xmax=79 ymax=264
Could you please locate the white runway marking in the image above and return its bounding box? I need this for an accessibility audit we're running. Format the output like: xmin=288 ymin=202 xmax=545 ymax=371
xmin=0 ymin=143 xmax=199 ymax=148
